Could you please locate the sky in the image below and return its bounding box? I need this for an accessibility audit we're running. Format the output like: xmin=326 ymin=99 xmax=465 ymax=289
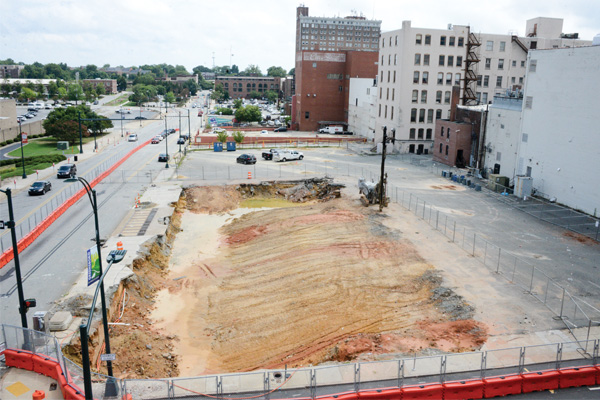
xmin=1 ymin=0 xmax=599 ymax=75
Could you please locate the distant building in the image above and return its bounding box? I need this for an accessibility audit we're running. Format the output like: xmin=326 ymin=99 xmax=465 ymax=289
xmin=157 ymin=74 xmax=198 ymax=84
xmin=0 ymin=65 xmax=24 ymax=79
xmin=293 ymin=5 xmax=381 ymax=131
xmin=348 ymin=77 xmax=377 ymax=139
xmin=82 ymin=79 xmax=117 ymax=94
xmin=201 ymin=72 xmax=216 ymax=81
xmin=215 ymin=76 xmax=282 ymax=99
xmin=102 ymin=67 xmax=150 ymax=76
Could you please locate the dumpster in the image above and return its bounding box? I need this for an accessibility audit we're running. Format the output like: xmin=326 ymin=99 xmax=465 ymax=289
xmin=226 ymin=142 xmax=236 ymax=151
xmin=213 ymin=142 xmax=223 ymax=152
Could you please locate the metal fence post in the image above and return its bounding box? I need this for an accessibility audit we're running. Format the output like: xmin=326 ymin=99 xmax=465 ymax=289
xmin=354 ymin=363 xmax=360 ymax=392
xmin=480 ymin=352 xmax=487 ymax=379
xmin=559 ymin=288 xmax=566 ymax=318
xmin=472 ymin=233 xmax=476 ymax=256
xmin=496 ymin=248 xmax=501 ymax=273
xmin=436 ymin=211 xmax=439 ymax=230
xmin=398 ymin=359 xmax=404 ymax=388
xmin=528 ymin=266 xmax=535 ymax=293
xmin=423 ymin=201 xmax=426 ymax=219
xmin=452 ymin=221 xmax=456 ymax=242
xmin=440 ymin=355 xmax=447 ymax=384
xmin=202 ymin=166 xmax=205 ymax=180
xmin=444 ymin=215 xmax=448 ymax=235
xmin=408 ymin=193 xmax=412 ymax=211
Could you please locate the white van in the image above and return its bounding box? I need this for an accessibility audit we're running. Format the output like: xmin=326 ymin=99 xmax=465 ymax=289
xmin=318 ymin=125 xmax=343 ymax=134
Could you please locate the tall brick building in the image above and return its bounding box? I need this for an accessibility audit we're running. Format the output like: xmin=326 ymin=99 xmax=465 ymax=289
xmin=293 ymin=6 xmax=381 ymax=131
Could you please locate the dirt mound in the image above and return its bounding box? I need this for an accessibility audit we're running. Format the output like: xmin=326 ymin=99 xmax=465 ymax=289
xmin=185 ymin=185 xmax=242 ymax=214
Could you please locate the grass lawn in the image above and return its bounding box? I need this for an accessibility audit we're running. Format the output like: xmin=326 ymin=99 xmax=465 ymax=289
xmin=104 ymin=94 xmax=130 ymax=107
xmin=7 ymin=139 xmax=82 ymax=158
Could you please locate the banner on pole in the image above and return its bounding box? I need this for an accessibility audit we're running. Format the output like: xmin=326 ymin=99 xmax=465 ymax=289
xmin=87 ymin=246 xmax=100 ymax=286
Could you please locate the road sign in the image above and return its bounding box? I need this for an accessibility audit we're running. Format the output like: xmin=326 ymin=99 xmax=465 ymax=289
xmin=100 ymin=353 xmax=116 ymax=361
xmin=21 ymin=133 xmax=28 ymax=144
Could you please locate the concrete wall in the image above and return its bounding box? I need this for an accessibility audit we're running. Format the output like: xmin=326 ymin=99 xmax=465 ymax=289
xmin=517 ymin=46 xmax=600 ymax=215
xmin=348 ymin=78 xmax=377 ymax=139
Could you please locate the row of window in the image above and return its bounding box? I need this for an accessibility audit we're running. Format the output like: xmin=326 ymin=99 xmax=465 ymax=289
xmin=223 ymin=83 xmax=276 ymax=89
xmin=411 ymin=128 xmax=433 ymax=140
xmin=302 ymin=33 xmax=379 ymax=39
xmin=301 ymin=43 xmax=377 ymax=50
xmin=417 ymin=54 xmax=463 ymax=67
xmin=301 ymin=22 xmax=379 ymax=28
xmin=410 ymin=108 xmax=443 ymax=123
xmin=381 ymin=34 xmax=465 ymax=48
xmin=411 ymin=89 xmax=455 ymax=104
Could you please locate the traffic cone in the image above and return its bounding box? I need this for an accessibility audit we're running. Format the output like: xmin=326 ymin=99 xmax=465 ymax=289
xmin=248 ymin=171 xmax=252 ymax=179
xmin=117 ymin=241 xmax=124 ymax=251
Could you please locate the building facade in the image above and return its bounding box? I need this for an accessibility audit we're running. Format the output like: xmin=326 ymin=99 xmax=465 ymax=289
xmin=375 ymin=17 xmax=592 ymax=153
xmin=516 ymin=45 xmax=600 ymax=215
xmin=82 ymin=79 xmax=117 ymax=94
xmin=294 ymin=6 xmax=380 ymax=131
xmin=348 ymin=78 xmax=377 ymax=139
xmin=0 ymin=65 xmax=24 ymax=79
xmin=214 ymin=76 xmax=282 ymax=99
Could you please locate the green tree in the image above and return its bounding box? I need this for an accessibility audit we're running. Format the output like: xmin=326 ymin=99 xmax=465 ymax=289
xmin=234 ymin=105 xmax=262 ymax=123
xmin=216 ymin=131 xmax=228 ymax=143
xmin=288 ymin=67 xmax=295 ymax=76
xmin=116 ymin=75 xmax=127 ymax=91
xmin=247 ymin=90 xmax=261 ymax=99
xmin=216 ymin=107 xmax=233 ymax=115
xmin=1 ymin=83 xmax=10 ymax=97
xmin=44 ymin=120 xmax=89 ymax=145
xmin=95 ymin=84 xmax=106 ymax=97
xmin=43 ymin=105 xmax=113 ymax=143
xmin=184 ymin=79 xmax=198 ymax=96
xmin=264 ymin=90 xmax=278 ymax=103
xmin=267 ymin=66 xmax=286 ymax=77
xmin=242 ymin=64 xmax=262 ymax=76
xmin=164 ymin=91 xmax=176 ymax=104
xmin=232 ymin=131 xmax=245 ymax=144
xmin=67 ymin=83 xmax=84 ymax=104
xmin=233 ymin=99 xmax=243 ymax=109
xmin=192 ymin=65 xmax=212 ymax=73
xmin=57 ymin=87 xmax=67 ymax=102
xmin=231 ymin=65 xmax=239 ymax=74
xmin=19 ymin=87 xmax=37 ymax=102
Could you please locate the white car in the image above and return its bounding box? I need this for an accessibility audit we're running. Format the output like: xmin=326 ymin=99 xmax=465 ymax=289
xmin=128 ymin=134 xmax=138 ymax=142
xmin=260 ymin=130 xmax=268 ymax=134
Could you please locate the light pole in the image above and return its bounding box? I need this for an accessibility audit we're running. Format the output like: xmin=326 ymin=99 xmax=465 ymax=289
xmin=178 ymin=111 xmax=182 ymax=153
xmin=64 ymin=176 xmax=121 ymax=398
xmin=120 ymin=107 xmax=124 ymax=137
xmin=164 ymin=116 xmax=169 ymax=169
xmin=18 ymin=121 xmax=26 ymax=179
xmin=78 ymin=111 xmax=83 ymax=154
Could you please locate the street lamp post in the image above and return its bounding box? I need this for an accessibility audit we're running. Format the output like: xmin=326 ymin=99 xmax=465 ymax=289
xmin=18 ymin=121 xmax=27 ymax=179
xmin=65 ymin=176 xmax=121 ymax=398
xmin=164 ymin=116 xmax=169 ymax=169
xmin=120 ymin=108 xmax=124 ymax=137
xmin=78 ymin=111 xmax=83 ymax=154
xmin=178 ymin=111 xmax=182 ymax=153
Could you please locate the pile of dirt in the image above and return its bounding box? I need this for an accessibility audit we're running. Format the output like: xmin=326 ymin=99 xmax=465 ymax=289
xmin=237 ymin=178 xmax=344 ymax=202
xmin=150 ymin=184 xmax=488 ymax=375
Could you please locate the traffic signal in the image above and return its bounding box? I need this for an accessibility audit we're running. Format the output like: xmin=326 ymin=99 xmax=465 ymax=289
xmin=23 ymin=298 xmax=37 ymax=312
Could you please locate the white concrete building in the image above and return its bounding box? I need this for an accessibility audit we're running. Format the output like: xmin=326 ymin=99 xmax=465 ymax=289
xmin=516 ymin=45 xmax=600 ymax=215
xmin=348 ymin=78 xmax=377 ymax=140
xmin=375 ymin=17 xmax=591 ymax=154
xmin=482 ymin=94 xmax=523 ymax=180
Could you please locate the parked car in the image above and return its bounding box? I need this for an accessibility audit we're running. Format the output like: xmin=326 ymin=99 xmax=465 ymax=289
xmin=135 ymin=116 xmax=147 ymax=120
xmin=274 ymin=127 xmax=287 ymax=132
xmin=262 ymin=149 xmax=279 ymax=160
xmin=151 ymin=136 xmax=162 ymax=144
xmin=57 ymin=164 xmax=77 ymax=178
xmin=28 ymin=181 xmax=52 ymax=196
xmin=168 ymin=129 xmax=176 ymax=134
xmin=273 ymin=150 xmax=304 ymax=162
xmin=260 ymin=130 xmax=268 ymax=134
xmin=158 ymin=153 xmax=170 ymax=162
xmin=128 ymin=134 xmax=138 ymax=142
xmin=236 ymin=154 xmax=257 ymax=165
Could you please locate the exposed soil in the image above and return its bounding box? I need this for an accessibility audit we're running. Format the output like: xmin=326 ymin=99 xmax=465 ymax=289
xmin=146 ymin=180 xmax=487 ymax=376
xmin=563 ymin=230 xmax=599 ymax=245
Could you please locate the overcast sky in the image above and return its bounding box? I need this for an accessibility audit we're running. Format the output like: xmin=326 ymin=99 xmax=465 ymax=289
xmin=1 ymin=0 xmax=598 ymax=74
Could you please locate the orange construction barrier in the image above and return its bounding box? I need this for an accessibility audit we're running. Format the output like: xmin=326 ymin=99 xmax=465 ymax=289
xmin=117 ymin=241 xmax=124 ymax=251
xmin=32 ymin=390 xmax=45 ymax=400
xmin=248 ymin=171 xmax=252 ymax=179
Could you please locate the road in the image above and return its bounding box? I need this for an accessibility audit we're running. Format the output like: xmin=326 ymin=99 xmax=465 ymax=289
xmin=0 ymin=100 xmax=205 ymax=328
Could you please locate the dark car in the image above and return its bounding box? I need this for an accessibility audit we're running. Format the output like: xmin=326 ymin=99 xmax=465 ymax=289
xmin=28 ymin=181 xmax=51 ymax=196
xmin=168 ymin=128 xmax=176 ymax=135
xmin=274 ymin=127 xmax=287 ymax=132
xmin=57 ymin=164 xmax=77 ymax=178
xmin=177 ymin=138 xmax=186 ymax=145
xmin=236 ymin=154 xmax=257 ymax=165
xmin=134 ymin=116 xmax=147 ymax=120
xmin=158 ymin=153 xmax=170 ymax=162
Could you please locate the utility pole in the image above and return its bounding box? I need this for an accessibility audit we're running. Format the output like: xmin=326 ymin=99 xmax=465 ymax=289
xmin=378 ymin=126 xmax=396 ymax=212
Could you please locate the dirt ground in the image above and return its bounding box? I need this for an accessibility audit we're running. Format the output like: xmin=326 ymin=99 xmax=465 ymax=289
xmin=146 ymin=183 xmax=487 ymax=376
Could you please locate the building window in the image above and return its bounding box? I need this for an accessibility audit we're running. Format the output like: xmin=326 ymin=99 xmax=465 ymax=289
xmin=427 ymin=109 xmax=433 ymax=123
xmin=418 ymin=128 xmax=424 ymax=139
xmin=447 ymin=55 xmax=454 ymax=67
xmin=441 ymin=126 xmax=444 ymax=136
xmin=413 ymin=71 xmax=420 ymax=83
xmin=483 ymin=75 xmax=489 ymax=87
xmin=445 ymin=145 xmax=449 ymax=156
xmin=414 ymin=53 xmax=421 ymax=65
xmin=525 ymin=96 xmax=533 ymax=109
xmin=436 ymin=90 xmax=442 ymax=103
xmin=521 ymin=60 xmax=526 ymax=67
xmin=498 ymin=59 xmax=504 ymax=70
xmin=385 ymin=105 xmax=387 ymax=118
xmin=416 ymin=34 xmax=422 ymax=44
xmin=446 ymin=73 xmax=452 ymax=85
xmin=379 ymin=87 xmax=382 ymax=99
xmin=439 ymin=55 xmax=445 ymax=66
xmin=449 ymin=36 xmax=455 ymax=46
xmin=388 ymin=70 xmax=390 ymax=82
xmin=391 ymin=106 xmax=394 ymax=120
xmin=440 ymin=36 xmax=446 ymax=46
xmin=530 ymin=41 xmax=537 ymax=49
xmin=411 ymin=108 xmax=417 ymax=122
xmin=519 ymin=77 xmax=524 ymax=84
xmin=444 ymin=91 xmax=451 ymax=104
xmin=529 ymin=59 xmax=537 ymax=72
xmin=395 ymin=35 xmax=398 ymax=45
xmin=305 ymin=111 xmax=310 ymax=119
xmin=379 ymin=104 xmax=381 ymax=116
xmin=412 ymin=90 xmax=418 ymax=103
xmin=512 ymin=60 xmax=517 ymax=67
xmin=419 ymin=109 xmax=425 ymax=122
xmin=511 ymin=76 xmax=516 ymax=84
xmin=339 ymin=85 xmax=343 ymax=92
xmin=486 ymin=40 xmax=493 ymax=51
xmin=313 ymin=62 xmax=317 ymax=68
xmin=381 ymin=55 xmax=384 ymax=64
xmin=456 ymin=56 xmax=462 ymax=67
xmin=425 ymin=35 xmax=431 ymax=45
xmin=458 ymin=37 xmax=464 ymax=46
xmin=386 ymin=88 xmax=389 ymax=100
xmin=482 ymin=93 xmax=488 ymax=103
xmin=496 ymin=76 xmax=502 ymax=87
xmin=410 ymin=128 xmax=416 ymax=139
xmin=454 ymin=73 xmax=461 ymax=85
xmin=437 ymin=72 xmax=443 ymax=85
xmin=426 ymin=128 xmax=432 ymax=139
xmin=422 ymin=72 xmax=428 ymax=84
xmin=423 ymin=54 xmax=430 ymax=66
xmin=485 ymin=58 xmax=491 ymax=69
xmin=394 ymin=54 xmax=397 ymax=65
xmin=392 ymin=88 xmax=395 ymax=101
xmin=421 ymin=90 xmax=427 ymax=103
xmin=393 ymin=70 xmax=396 ymax=83
xmin=436 ymin=109 xmax=442 ymax=119
xmin=439 ymin=143 xmax=443 ymax=153
xmin=500 ymin=41 xmax=506 ymax=51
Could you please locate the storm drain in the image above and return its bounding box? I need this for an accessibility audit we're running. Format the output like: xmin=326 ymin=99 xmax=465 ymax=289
xmin=121 ymin=209 xmax=158 ymax=237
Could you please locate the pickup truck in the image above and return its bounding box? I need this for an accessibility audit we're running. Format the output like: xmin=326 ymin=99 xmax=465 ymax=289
xmin=262 ymin=149 xmax=279 ymax=160
xmin=273 ymin=150 xmax=304 ymax=162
